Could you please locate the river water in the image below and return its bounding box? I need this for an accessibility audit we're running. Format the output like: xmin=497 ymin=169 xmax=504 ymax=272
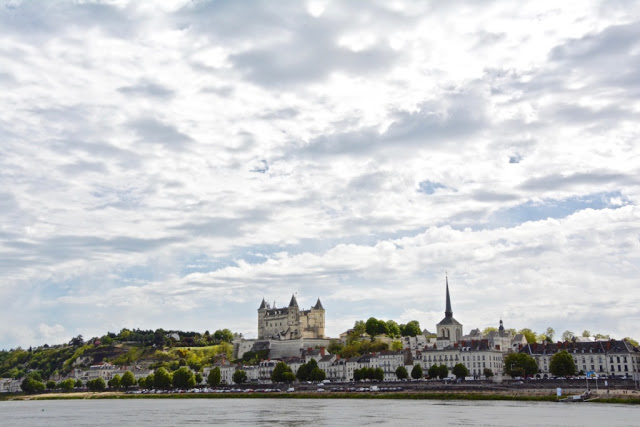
xmin=0 ymin=398 xmax=637 ymax=426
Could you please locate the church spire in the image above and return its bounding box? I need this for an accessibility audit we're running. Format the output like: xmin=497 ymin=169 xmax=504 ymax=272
xmin=445 ymin=274 xmax=452 ymax=318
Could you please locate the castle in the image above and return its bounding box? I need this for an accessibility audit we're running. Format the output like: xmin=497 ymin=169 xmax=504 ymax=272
xmin=258 ymin=294 xmax=325 ymax=340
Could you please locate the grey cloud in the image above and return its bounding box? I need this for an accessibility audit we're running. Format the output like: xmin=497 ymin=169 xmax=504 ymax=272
xmin=175 ymin=1 xmax=407 ymax=87
xmin=172 ymin=209 xmax=272 ymax=238
xmin=520 ymin=171 xmax=630 ymax=191
xmin=0 ymin=1 xmax=135 ymax=41
xmin=118 ymin=81 xmax=175 ymax=99
xmin=348 ymin=171 xmax=390 ymax=193
xmin=61 ymin=160 xmax=108 ymax=175
xmin=128 ymin=118 xmax=193 ymax=150
xmin=298 ymin=92 xmax=487 ymax=157
xmin=471 ymin=190 xmax=519 ymax=202
xmin=259 ymin=107 xmax=299 ymax=120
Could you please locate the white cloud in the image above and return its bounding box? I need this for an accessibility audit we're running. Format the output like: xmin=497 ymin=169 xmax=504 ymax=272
xmin=1 ymin=0 xmax=640 ymax=349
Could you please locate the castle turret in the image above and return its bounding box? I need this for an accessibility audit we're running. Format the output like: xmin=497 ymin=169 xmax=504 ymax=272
xmin=314 ymin=298 xmax=324 ymax=310
xmin=289 ymin=294 xmax=298 ymax=307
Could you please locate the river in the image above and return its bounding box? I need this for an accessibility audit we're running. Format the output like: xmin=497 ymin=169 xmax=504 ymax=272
xmin=0 ymin=398 xmax=637 ymax=426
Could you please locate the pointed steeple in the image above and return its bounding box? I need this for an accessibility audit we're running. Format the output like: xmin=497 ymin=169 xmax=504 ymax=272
xmin=444 ymin=274 xmax=452 ymax=318
xmin=289 ymin=294 xmax=298 ymax=307
xmin=314 ymin=298 xmax=324 ymax=310
xmin=259 ymin=298 xmax=267 ymax=309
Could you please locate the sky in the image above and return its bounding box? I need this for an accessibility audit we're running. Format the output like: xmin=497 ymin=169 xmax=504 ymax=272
xmin=1 ymin=0 xmax=640 ymax=350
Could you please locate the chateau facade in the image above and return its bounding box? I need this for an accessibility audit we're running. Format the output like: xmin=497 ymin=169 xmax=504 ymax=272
xmin=258 ymin=294 xmax=325 ymax=340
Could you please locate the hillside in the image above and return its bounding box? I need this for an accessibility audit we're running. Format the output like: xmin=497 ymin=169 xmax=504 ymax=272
xmin=0 ymin=328 xmax=235 ymax=380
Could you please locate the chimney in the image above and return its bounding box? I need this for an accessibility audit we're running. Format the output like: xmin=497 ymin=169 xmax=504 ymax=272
xmin=320 ymin=347 xmax=325 ymax=356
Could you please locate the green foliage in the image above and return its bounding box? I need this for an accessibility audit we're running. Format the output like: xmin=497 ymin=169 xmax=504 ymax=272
xmin=309 ymin=367 xmax=326 ymax=382
xmin=87 ymin=378 xmax=106 ymax=392
xmin=561 ymin=330 xmax=575 ymax=342
xmin=483 ymin=368 xmax=494 ymax=378
xmin=518 ymin=328 xmax=537 ymax=344
xmin=337 ymin=339 xmax=388 ymax=359
xmin=271 ymin=361 xmax=293 ymax=383
xmin=154 ymin=367 xmax=172 ymax=390
xmin=504 ymin=353 xmax=538 ymax=377
xmin=21 ymin=376 xmax=45 ymax=394
xmin=75 ymin=379 xmax=83 ymax=388
xmin=46 ymin=380 xmax=56 ymax=389
xmin=59 ymin=378 xmax=75 ymax=392
xmin=108 ymin=374 xmax=121 ymax=390
xmin=240 ymin=349 xmax=269 ymax=365
xmin=386 ymin=320 xmax=401 ymax=338
xmin=207 ymin=367 xmax=221 ymax=386
xmin=121 ymin=371 xmax=136 ymax=389
xmin=395 ymin=366 xmax=408 ymax=380
xmin=411 ymin=364 xmax=423 ymax=380
xmin=400 ymin=320 xmax=421 ymax=337
xmin=172 ymin=367 xmax=195 ymax=389
xmin=482 ymin=327 xmax=498 ymax=335
xmin=233 ymin=369 xmax=247 ymax=384
xmin=427 ymin=364 xmax=448 ymax=379
xmin=327 ymin=340 xmax=343 ymax=355
xmin=452 ymin=363 xmax=469 ymax=379
xmin=365 ymin=317 xmax=389 ymax=337
xmin=391 ymin=341 xmax=403 ymax=351
xmin=353 ymin=367 xmax=384 ymax=381
xmin=549 ymin=350 xmax=577 ymax=377
xmin=624 ymin=337 xmax=639 ymax=347
xmin=296 ymin=359 xmax=318 ymax=382
xmin=282 ymin=372 xmax=296 ymax=383
xmin=213 ymin=329 xmax=234 ymax=343
xmin=195 ymin=373 xmax=203 ymax=384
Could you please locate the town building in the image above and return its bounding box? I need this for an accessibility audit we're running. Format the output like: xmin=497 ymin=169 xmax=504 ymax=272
xmin=258 ymin=294 xmax=325 ymax=340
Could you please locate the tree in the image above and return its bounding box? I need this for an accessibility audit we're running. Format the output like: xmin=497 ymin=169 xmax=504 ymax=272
xmin=87 ymin=378 xmax=106 ymax=392
xmin=213 ymin=329 xmax=234 ymax=343
xmin=282 ymin=372 xmax=296 ymax=383
xmin=546 ymin=327 xmax=556 ymax=342
xmin=395 ymin=366 xmax=409 ymax=380
xmin=138 ymin=377 xmax=147 ymax=389
xmin=452 ymin=363 xmax=469 ymax=379
xmin=428 ymin=364 xmax=440 ymax=379
xmin=504 ymin=353 xmax=538 ymax=377
xmin=549 ymin=350 xmax=577 ymax=377
xmin=108 ymin=374 xmax=121 ymax=390
xmin=624 ymin=337 xmax=639 ymax=347
xmin=208 ymin=367 xmax=221 ymax=386
xmin=372 ymin=367 xmax=384 ymax=381
xmin=21 ymin=376 xmax=45 ymax=394
xmin=594 ymin=333 xmax=610 ymax=340
xmin=144 ymin=374 xmax=154 ymax=389
xmin=46 ymin=380 xmax=56 ymax=390
xmin=121 ymin=371 xmax=136 ymax=389
xmin=172 ymin=367 xmax=194 ymax=389
xmin=296 ymin=359 xmax=318 ymax=382
xmin=482 ymin=327 xmax=498 ymax=336
xmin=386 ymin=320 xmax=401 ymax=338
xmin=365 ymin=317 xmax=388 ymax=337
xmin=401 ymin=320 xmax=421 ymax=337
xmin=391 ymin=341 xmax=403 ymax=351
xmin=518 ymin=328 xmax=537 ymax=344
xmin=154 ymin=367 xmax=172 ymax=390
xmin=561 ymin=330 xmax=575 ymax=342
xmin=69 ymin=335 xmax=84 ymax=346
xmin=309 ymin=367 xmax=326 ymax=382
xmin=271 ymin=361 xmax=293 ymax=383
xmin=233 ymin=369 xmax=247 ymax=384
xmin=75 ymin=379 xmax=83 ymax=388
xmin=411 ymin=364 xmax=423 ymax=380
xmin=582 ymin=330 xmax=591 ymax=338
xmin=195 ymin=373 xmax=203 ymax=385
xmin=437 ymin=364 xmax=449 ymax=379
xmin=58 ymin=379 xmax=74 ymax=392
xmin=483 ymin=368 xmax=494 ymax=378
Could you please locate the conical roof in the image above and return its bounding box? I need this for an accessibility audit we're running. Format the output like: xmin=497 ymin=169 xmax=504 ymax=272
xmin=314 ymin=298 xmax=324 ymax=309
xmin=289 ymin=294 xmax=298 ymax=307
xmin=259 ymin=298 xmax=267 ymax=309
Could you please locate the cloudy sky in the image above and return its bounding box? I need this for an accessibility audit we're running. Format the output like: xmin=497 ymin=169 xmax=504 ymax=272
xmin=1 ymin=0 xmax=639 ymax=350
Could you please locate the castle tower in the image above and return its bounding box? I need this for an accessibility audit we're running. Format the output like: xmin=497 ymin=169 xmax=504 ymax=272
xmin=436 ymin=274 xmax=463 ymax=347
